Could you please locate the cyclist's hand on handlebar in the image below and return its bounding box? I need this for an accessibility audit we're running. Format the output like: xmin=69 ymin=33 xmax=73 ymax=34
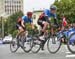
xmin=32 ymin=26 xmax=35 ymax=30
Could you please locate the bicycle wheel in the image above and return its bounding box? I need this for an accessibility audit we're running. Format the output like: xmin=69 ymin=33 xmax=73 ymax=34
xmin=19 ymin=32 xmax=32 ymax=53
xmin=67 ymin=33 xmax=75 ymax=54
xmin=31 ymin=37 xmax=41 ymax=53
xmin=22 ymin=36 xmax=33 ymax=53
xmin=47 ymin=35 xmax=61 ymax=54
xmin=10 ymin=37 xmax=19 ymax=53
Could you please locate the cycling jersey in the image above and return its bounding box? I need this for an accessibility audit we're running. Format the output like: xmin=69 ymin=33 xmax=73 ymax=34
xmin=44 ymin=9 xmax=59 ymax=25
xmin=22 ymin=16 xmax=33 ymax=24
xmin=62 ymin=17 xmax=67 ymax=27
xmin=44 ymin=9 xmax=57 ymax=19
xmin=16 ymin=16 xmax=32 ymax=30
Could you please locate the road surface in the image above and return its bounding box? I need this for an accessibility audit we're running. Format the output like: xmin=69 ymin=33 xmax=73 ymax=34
xmin=0 ymin=44 xmax=75 ymax=59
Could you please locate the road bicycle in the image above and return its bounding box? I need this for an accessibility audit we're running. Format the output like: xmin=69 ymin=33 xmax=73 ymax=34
xmin=10 ymin=30 xmax=33 ymax=53
xmin=31 ymin=24 xmax=61 ymax=54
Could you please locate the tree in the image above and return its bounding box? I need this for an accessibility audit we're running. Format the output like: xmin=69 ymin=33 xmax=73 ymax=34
xmin=5 ymin=11 xmax=24 ymax=36
xmin=54 ymin=0 xmax=75 ymax=23
xmin=4 ymin=11 xmax=38 ymax=37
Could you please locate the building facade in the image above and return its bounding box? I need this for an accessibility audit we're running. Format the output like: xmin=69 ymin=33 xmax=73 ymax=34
xmin=4 ymin=0 xmax=23 ymax=15
xmin=0 ymin=0 xmax=23 ymax=16
xmin=0 ymin=0 xmax=4 ymax=16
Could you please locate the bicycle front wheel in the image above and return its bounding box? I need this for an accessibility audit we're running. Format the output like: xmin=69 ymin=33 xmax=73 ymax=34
xmin=67 ymin=33 xmax=75 ymax=54
xmin=22 ymin=37 xmax=33 ymax=53
xmin=47 ymin=36 xmax=61 ymax=54
xmin=19 ymin=33 xmax=33 ymax=53
xmin=31 ymin=37 xmax=41 ymax=53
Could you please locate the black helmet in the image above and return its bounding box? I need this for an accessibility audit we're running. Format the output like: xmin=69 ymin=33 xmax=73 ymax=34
xmin=50 ymin=5 xmax=57 ymax=10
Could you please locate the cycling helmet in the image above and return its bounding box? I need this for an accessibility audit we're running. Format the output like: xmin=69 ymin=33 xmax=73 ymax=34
xmin=50 ymin=5 xmax=57 ymax=10
xmin=27 ymin=12 xmax=33 ymax=17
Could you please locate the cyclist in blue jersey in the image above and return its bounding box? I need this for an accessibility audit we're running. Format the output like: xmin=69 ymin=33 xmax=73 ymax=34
xmin=37 ymin=5 xmax=58 ymax=50
xmin=16 ymin=12 xmax=34 ymax=34
xmin=38 ymin=5 xmax=58 ymax=36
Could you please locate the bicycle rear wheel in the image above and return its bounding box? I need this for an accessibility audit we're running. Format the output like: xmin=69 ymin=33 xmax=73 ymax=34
xmin=10 ymin=38 xmax=19 ymax=53
xmin=47 ymin=36 xmax=61 ymax=54
xmin=67 ymin=33 xmax=75 ymax=54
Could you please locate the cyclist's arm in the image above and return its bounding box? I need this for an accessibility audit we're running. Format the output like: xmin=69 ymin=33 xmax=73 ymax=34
xmin=43 ymin=9 xmax=51 ymax=24
xmin=45 ymin=16 xmax=51 ymax=24
xmin=21 ymin=16 xmax=25 ymax=27
xmin=21 ymin=20 xmax=25 ymax=27
xmin=53 ymin=14 xmax=58 ymax=25
xmin=30 ymin=19 xmax=34 ymax=29
xmin=31 ymin=23 xmax=34 ymax=29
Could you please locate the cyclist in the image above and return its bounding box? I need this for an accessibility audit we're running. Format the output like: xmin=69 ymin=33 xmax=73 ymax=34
xmin=16 ymin=12 xmax=34 ymax=35
xmin=16 ymin=12 xmax=34 ymax=46
xmin=38 ymin=5 xmax=58 ymax=36
xmin=60 ymin=15 xmax=68 ymax=43
xmin=37 ymin=5 xmax=58 ymax=50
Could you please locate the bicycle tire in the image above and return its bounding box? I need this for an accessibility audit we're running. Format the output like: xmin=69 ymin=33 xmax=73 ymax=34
xmin=31 ymin=38 xmax=41 ymax=53
xmin=10 ymin=38 xmax=19 ymax=53
xmin=47 ymin=36 xmax=61 ymax=54
xmin=19 ymin=31 xmax=32 ymax=53
xmin=67 ymin=32 xmax=75 ymax=54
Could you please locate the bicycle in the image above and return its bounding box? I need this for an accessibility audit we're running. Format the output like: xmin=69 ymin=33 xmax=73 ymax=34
xmin=55 ymin=27 xmax=75 ymax=54
xmin=10 ymin=30 xmax=33 ymax=53
xmin=31 ymin=24 xmax=61 ymax=54
xmin=67 ymin=29 xmax=75 ymax=54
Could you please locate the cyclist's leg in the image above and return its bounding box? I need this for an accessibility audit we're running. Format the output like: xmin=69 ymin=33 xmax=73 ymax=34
xmin=18 ymin=26 xmax=25 ymax=47
xmin=38 ymin=20 xmax=49 ymax=39
xmin=39 ymin=21 xmax=48 ymax=36
xmin=17 ymin=26 xmax=24 ymax=37
xmin=51 ymin=27 xmax=54 ymax=36
xmin=38 ymin=20 xmax=48 ymax=50
xmin=50 ymin=22 xmax=59 ymax=36
xmin=16 ymin=24 xmax=24 ymax=35
xmin=61 ymin=26 xmax=67 ymax=43
xmin=38 ymin=20 xmax=44 ymax=36
xmin=41 ymin=22 xmax=48 ymax=50
xmin=16 ymin=24 xmax=25 ymax=40
xmin=42 ymin=21 xmax=48 ymax=33
xmin=19 ymin=27 xmax=24 ymax=33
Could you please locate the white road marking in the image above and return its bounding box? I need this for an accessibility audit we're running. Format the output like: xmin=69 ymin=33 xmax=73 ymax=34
xmin=66 ymin=52 xmax=71 ymax=54
xmin=66 ymin=54 xmax=75 ymax=58
xmin=66 ymin=51 xmax=75 ymax=58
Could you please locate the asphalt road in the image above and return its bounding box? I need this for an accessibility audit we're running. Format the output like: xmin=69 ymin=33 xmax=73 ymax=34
xmin=0 ymin=44 xmax=75 ymax=59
